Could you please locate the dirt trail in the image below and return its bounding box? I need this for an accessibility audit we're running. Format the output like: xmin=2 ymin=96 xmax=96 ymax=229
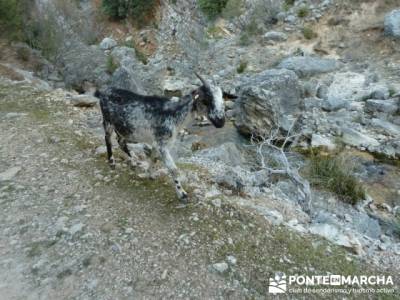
xmin=0 ymin=80 xmax=397 ymax=299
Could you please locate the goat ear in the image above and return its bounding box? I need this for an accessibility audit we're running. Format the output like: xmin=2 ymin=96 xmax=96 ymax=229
xmin=223 ymin=91 xmax=238 ymax=100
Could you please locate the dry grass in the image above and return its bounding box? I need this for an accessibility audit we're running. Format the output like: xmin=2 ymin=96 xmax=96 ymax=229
xmin=307 ymin=152 xmax=365 ymax=205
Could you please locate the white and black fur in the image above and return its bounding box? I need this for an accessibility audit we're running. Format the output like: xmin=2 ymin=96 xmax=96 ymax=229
xmin=94 ymin=73 xmax=225 ymax=201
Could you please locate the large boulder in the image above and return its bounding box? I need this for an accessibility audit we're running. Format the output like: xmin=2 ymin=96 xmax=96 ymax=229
xmin=384 ymin=9 xmax=400 ymax=38
xmin=278 ymin=56 xmax=339 ymax=77
xmin=61 ymin=42 xmax=111 ymax=91
xmin=110 ymin=59 xmax=144 ymax=94
xmin=341 ymin=128 xmax=380 ymax=148
xmin=234 ymin=69 xmax=303 ymax=136
xmin=322 ymin=72 xmax=382 ymax=111
xmin=196 ymin=142 xmax=244 ymax=167
xmin=365 ymin=99 xmax=399 ymax=114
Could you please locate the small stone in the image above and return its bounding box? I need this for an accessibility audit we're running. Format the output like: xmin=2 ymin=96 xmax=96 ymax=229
xmin=0 ymin=167 xmax=21 ymax=182
xmin=100 ymin=37 xmax=117 ymax=50
xmin=212 ymin=262 xmax=229 ymax=273
xmin=226 ymin=255 xmax=237 ymax=265
xmin=69 ymin=222 xmax=84 ymax=236
xmin=70 ymin=94 xmax=98 ymax=107
xmin=95 ymin=146 xmax=107 ymax=155
xmin=211 ymin=198 xmax=222 ymax=208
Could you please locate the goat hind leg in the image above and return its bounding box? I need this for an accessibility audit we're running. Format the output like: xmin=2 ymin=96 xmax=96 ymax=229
xmin=104 ymin=122 xmax=115 ymax=169
xmin=159 ymin=145 xmax=188 ymax=202
xmin=116 ymin=134 xmax=139 ymax=167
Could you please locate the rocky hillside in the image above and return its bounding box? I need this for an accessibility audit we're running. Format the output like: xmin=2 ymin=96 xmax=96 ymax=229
xmin=1 ymin=0 xmax=400 ymax=298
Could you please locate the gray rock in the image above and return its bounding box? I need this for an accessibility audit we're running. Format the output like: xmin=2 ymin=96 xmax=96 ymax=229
xmin=365 ymin=99 xmax=398 ymax=114
xmin=223 ymin=168 xmax=268 ymax=191
xmin=95 ymin=146 xmax=107 ymax=155
xmin=278 ymin=56 xmax=339 ymax=77
xmin=370 ymin=88 xmax=390 ymax=100
xmin=235 ymin=69 xmax=303 ymax=136
xmin=226 ymin=255 xmax=237 ymax=265
xmin=311 ymin=134 xmax=336 ymax=150
xmin=264 ymin=31 xmax=288 ymax=42
xmin=321 ymin=97 xmax=348 ymax=111
xmin=316 ymin=84 xmax=328 ymax=99
xmin=69 ymin=222 xmax=84 ymax=236
xmin=197 ymin=143 xmax=244 ymax=167
xmin=309 ymin=223 xmax=364 ymax=255
xmin=70 ymin=94 xmax=98 ymax=107
xmin=0 ymin=167 xmax=21 ymax=182
xmin=62 ymin=41 xmax=111 ymax=91
xmin=162 ymin=77 xmax=189 ymax=97
xmin=212 ymin=262 xmax=229 ymax=273
xmin=100 ymin=37 xmax=117 ymax=50
xmin=342 ymin=128 xmax=380 ymax=148
xmin=111 ymin=64 xmax=143 ymax=93
xmin=384 ymin=9 xmax=400 ymax=38
xmin=111 ymin=46 xmax=137 ymax=63
xmin=370 ymin=119 xmax=400 ymax=136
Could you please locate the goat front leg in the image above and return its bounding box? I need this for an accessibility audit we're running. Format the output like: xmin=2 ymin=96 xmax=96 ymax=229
xmin=158 ymin=144 xmax=188 ymax=202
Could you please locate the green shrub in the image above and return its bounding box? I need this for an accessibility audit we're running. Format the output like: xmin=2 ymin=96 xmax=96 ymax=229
xmin=236 ymin=61 xmax=248 ymax=74
xmin=239 ymin=33 xmax=251 ymax=46
xmin=23 ymin=14 xmax=62 ymax=60
xmin=198 ymin=0 xmax=228 ymax=19
xmin=302 ymin=26 xmax=316 ymax=40
xmin=106 ymin=56 xmax=119 ymax=74
xmin=134 ymin=48 xmax=148 ymax=65
xmin=222 ymin=0 xmax=244 ymax=19
xmin=297 ymin=6 xmax=309 ymax=18
xmin=0 ymin=0 xmax=24 ymax=39
xmin=101 ymin=0 xmax=157 ymax=25
xmin=308 ymin=153 xmax=365 ymax=205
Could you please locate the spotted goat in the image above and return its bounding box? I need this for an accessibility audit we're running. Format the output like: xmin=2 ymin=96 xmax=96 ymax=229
xmin=94 ymin=73 xmax=226 ymax=201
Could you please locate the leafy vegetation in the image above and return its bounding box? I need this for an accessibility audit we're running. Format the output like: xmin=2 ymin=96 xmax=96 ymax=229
xmin=221 ymin=0 xmax=244 ymax=19
xmin=0 ymin=0 xmax=26 ymax=39
xmin=302 ymin=26 xmax=317 ymax=40
xmin=307 ymin=152 xmax=365 ymax=205
xmin=198 ymin=0 xmax=229 ymax=20
xmin=101 ymin=0 xmax=157 ymax=25
xmin=106 ymin=56 xmax=119 ymax=74
xmin=297 ymin=6 xmax=310 ymax=18
xmin=236 ymin=61 xmax=248 ymax=74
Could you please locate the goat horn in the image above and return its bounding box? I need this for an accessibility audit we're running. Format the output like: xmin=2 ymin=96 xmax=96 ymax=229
xmin=194 ymin=72 xmax=210 ymax=88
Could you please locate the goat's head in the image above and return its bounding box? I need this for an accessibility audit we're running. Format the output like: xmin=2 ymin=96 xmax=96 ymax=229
xmin=192 ymin=72 xmax=225 ymax=128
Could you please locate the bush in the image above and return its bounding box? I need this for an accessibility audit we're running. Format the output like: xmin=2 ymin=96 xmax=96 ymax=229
xmin=236 ymin=61 xmax=248 ymax=73
xmin=23 ymin=14 xmax=63 ymax=60
xmin=101 ymin=0 xmax=157 ymax=25
xmin=222 ymin=0 xmax=244 ymax=19
xmin=297 ymin=6 xmax=309 ymax=18
xmin=0 ymin=0 xmax=24 ymax=39
xmin=302 ymin=26 xmax=316 ymax=40
xmin=106 ymin=56 xmax=119 ymax=74
xmin=198 ymin=0 xmax=228 ymax=20
xmin=308 ymin=153 xmax=365 ymax=205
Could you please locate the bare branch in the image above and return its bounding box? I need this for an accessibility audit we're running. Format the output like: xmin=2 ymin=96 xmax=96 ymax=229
xmin=252 ymin=122 xmax=312 ymax=214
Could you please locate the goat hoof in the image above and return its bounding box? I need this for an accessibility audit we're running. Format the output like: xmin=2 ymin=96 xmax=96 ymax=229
xmin=109 ymin=159 xmax=116 ymax=170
